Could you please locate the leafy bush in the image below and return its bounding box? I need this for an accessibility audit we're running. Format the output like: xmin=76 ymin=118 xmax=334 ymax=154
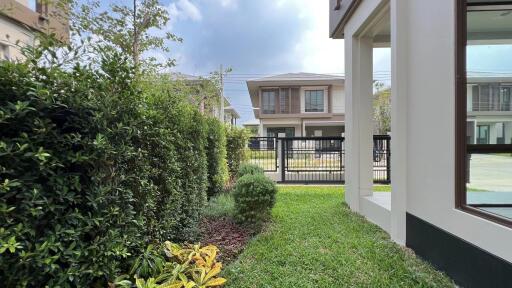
xmin=113 ymin=242 xmax=227 ymax=288
xmin=225 ymin=126 xmax=250 ymax=178
xmin=237 ymin=163 xmax=264 ymax=178
xmin=0 ymin=48 xmax=212 ymax=285
xmin=233 ymin=174 xmax=277 ymax=226
xmin=205 ymin=117 xmax=228 ymax=198
xmin=203 ymin=193 xmax=235 ymax=219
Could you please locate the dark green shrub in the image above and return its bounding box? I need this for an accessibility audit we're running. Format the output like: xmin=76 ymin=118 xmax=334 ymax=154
xmin=225 ymin=126 xmax=249 ymax=178
xmin=205 ymin=117 xmax=228 ymax=198
xmin=0 ymin=49 xmax=211 ymax=285
xmin=233 ymin=174 xmax=277 ymax=226
xmin=237 ymin=163 xmax=264 ymax=178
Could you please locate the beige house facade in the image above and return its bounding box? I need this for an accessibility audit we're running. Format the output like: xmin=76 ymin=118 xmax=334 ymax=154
xmin=247 ymin=73 xmax=345 ymax=137
xmin=0 ymin=0 xmax=69 ymax=61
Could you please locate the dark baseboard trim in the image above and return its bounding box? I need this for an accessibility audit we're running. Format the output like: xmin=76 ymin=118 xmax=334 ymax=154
xmin=406 ymin=212 xmax=512 ymax=288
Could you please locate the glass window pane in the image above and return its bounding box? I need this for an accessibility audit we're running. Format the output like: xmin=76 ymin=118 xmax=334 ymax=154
xmin=262 ymin=91 xmax=275 ymax=114
xmin=465 ymin=6 xmax=512 ymax=220
xmin=305 ymin=90 xmax=324 ymax=112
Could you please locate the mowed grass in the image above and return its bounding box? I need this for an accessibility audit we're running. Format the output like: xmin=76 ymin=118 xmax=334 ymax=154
xmin=223 ymin=185 xmax=454 ymax=288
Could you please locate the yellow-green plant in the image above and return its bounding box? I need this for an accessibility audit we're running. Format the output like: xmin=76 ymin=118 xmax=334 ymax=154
xmin=111 ymin=242 xmax=226 ymax=288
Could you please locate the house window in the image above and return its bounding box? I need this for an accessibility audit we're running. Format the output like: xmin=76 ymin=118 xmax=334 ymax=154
xmin=305 ymin=90 xmax=324 ymax=112
xmin=0 ymin=44 xmax=10 ymax=61
xmin=261 ymin=90 xmax=276 ymax=114
xmin=472 ymin=84 xmax=511 ymax=112
xmin=456 ymin=1 xmax=512 ymax=226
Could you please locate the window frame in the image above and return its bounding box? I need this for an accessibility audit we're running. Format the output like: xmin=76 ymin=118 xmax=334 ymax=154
xmin=455 ymin=0 xmax=512 ymax=228
xmin=261 ymin=90 xmax=276 ymax=114
xmin=304 ymin=89 xmax=325 ymax=112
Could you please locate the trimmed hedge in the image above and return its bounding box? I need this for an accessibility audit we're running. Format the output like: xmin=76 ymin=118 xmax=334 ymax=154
xmin=225 ymin=126 xmax=249 ymax=178
xmin=205 ymin=117 xmax=228 ymax=198
xmin=0 ymin=50 xmax=221 ymax=286
xmin=233 ymin=174 xmax=277 ymax=226
xmin=237 ymin=163 xmax=264 ymax=178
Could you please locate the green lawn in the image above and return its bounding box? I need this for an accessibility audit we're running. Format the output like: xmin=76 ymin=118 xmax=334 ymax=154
xmin=223 ymin=185 xmax=454 ymax=287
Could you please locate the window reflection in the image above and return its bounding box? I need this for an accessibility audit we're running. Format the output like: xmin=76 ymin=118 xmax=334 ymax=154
xmin=466 ymin=7 xmax=512 ymax=220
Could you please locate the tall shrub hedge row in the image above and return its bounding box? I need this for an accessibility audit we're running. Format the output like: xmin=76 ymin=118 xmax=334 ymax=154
xmin=225 ymin=126 xmax=250 ymax=178
xmin=0 ymin=51 xmax=224 ymax=286
xmin=205 ymin=118 xmax=228 ymax=198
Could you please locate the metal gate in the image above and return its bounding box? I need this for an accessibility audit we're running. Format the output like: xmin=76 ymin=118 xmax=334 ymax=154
xmin=247 ymin=135 xmax=391 ymax=184
xmin=281 ymin=137 xmax=344 ymax=183
xmin=247 ymin=137 xmax=277 ymax=172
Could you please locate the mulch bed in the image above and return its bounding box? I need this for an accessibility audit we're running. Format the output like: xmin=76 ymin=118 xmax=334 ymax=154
xmin=199 ymin=217 xmax=252 ymax=263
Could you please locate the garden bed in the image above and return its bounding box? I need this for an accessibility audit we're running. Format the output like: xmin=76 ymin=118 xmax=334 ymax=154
xmin=199 ymin=217 xmax=252 ymax=263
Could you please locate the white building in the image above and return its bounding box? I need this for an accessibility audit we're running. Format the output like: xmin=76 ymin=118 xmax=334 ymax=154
xmin=467 ymin=77 xmax=512 ymax=144
xmin=330 ymin=0 xmax=512 ymax=286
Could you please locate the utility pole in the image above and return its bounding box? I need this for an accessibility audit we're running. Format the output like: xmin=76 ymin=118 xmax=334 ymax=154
xmin=219 ymin=64 xmax=225 ymax=122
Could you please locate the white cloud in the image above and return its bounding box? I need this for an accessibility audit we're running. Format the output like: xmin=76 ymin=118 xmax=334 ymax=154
xmin=167 ymin=0 xmax=202 ymax=23
xmin=276 ymin=0 xmax=345 ymax=74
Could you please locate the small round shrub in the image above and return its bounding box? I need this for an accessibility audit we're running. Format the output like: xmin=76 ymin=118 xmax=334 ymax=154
xmin=237 ymin=163 xmax=264 ymax=178
xmin=233 ymin=174 xmax=277 ymax=226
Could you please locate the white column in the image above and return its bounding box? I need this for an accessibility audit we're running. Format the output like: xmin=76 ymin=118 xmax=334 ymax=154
xmin=390 ymin=0 xmax=408 ymax=245
xmin=345 ymin=35 xmax=374 ymax=212
xmin=258 ymin=123 xmax=264 ymax=137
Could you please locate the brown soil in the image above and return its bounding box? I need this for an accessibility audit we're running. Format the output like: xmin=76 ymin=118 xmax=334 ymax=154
xmin=199 ymin=217 xmax=252 ymax=263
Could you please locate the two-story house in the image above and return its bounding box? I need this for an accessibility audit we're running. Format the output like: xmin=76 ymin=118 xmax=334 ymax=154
xmin=0 ymin=0 xmax=69 ymax=61
xmin=467 ymin=77 xmax=512 ymax=144
xmin=247 ymin=73 xmax=345 ymax=138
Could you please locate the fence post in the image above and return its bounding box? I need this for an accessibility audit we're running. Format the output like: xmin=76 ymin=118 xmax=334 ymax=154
xmin=277 ymin=133 xmax=286 ymax=182
xmin=386 ymin=136 xmax=391 ymax=183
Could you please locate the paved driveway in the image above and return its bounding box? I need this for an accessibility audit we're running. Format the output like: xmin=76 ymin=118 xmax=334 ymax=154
xmin=467 ymin=154 xmax=512 ymax=192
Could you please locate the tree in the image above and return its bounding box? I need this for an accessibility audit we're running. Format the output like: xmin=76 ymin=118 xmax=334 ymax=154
xmin=73 ymin=0 xmax=182 ymax=74
xmin=373 ymin=81 xmax=391 ymax=134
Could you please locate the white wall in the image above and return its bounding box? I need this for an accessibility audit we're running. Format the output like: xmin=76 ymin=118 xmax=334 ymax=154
xmin=332 ymin=85 xmax=346 ymax=114
xmin=404 ymin=0 xmax=512 ymax=263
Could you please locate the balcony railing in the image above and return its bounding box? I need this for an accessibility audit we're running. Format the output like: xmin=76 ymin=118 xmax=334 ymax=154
xmin=471 ymin=102 xmax=512 ymax=112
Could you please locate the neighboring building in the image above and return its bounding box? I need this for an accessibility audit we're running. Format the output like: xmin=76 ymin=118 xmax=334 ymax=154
xmin=247 ymin=73 xmax=345 ymax=137
xmin=171 ymin=73 xmax=240 ymax=124
xmin=330 ymin=0 xmax=512 ymax=287
xmin=243 ymin=120 xmax=260 ymax=136
xmin=223 ymin=99 xmax=240 ymax=126
xmin=467 ymin=77 xmax=512 ymax=144
xmin=0 ymin=0 xmax=69 ymax=61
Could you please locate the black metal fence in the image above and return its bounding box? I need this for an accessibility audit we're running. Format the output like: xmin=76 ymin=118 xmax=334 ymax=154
xmin=247 ymin=137 xmax=277 ymax=172
xmin=247 ymin=135 xmax=391 ymax=184
xmin=373 ymin=135 xmax=391 ymax=183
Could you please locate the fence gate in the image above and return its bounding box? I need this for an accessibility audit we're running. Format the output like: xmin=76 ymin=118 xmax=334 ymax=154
xmin=247 ymin=137 xmax=277 ymax=172
xmin=281 ymin=137 xmax=344 ymax=183
xmin=247 ymin=135 xmax=391 ymax=184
